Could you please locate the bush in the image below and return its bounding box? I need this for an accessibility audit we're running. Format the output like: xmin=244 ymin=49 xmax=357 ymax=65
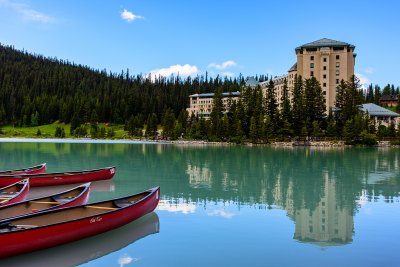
xmin=361 ymin=133 xmax=377 ymax=146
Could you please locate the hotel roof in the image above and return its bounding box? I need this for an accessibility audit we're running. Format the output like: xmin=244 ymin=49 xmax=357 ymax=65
xmin=361 ymin=103 xmax=400 ymax=117
xmin=295 ymin=38 xmax=355 ymax=50
xmin=245 ymin=77 xmax=259 ymax=87
xmin=189 ymin=91 xmax=240 ymax=98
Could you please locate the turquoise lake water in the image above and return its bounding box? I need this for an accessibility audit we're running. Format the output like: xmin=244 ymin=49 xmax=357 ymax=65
xmin=0 ymin=142 xmax=399 ymax=266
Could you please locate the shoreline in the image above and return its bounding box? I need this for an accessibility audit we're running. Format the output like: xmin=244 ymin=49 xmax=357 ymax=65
xmin=0 ymin=137 xmax=397 ymax=148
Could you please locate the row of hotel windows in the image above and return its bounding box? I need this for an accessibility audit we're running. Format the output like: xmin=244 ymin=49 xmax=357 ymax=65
xmin=310 ymin=55 xmax=340 ymax=61
xmin=310 ymin=62 xmax=340 ymax=68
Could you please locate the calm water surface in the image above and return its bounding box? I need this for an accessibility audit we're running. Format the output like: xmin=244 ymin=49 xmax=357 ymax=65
xmin=0 ymin=142 xmax=399 ymax=266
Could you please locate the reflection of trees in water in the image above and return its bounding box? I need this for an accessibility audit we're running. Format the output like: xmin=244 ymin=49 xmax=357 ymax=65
xmin=0 ymin=143 xmax=399 ymax=215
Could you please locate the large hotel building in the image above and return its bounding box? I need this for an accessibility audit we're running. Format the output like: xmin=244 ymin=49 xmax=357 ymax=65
xmin=187 ymin=38 xmax=356 ymax=117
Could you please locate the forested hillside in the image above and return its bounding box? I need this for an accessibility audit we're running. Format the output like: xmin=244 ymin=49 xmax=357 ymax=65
xmin=0 ymin=44 xmax=242 ymax=127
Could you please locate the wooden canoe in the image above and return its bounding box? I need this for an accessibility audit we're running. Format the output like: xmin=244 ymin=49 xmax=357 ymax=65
xmin=0 ymin=186 xmax=160 ymax=258
xmin=0 ymin=166 xmax=116 ymax=187
xmin=0 ymin=163 xmax=46 ymax=175
xmin=0 ymin=179 xmax=29 ymax=207
xmin=0 ymin=182 xmax=91 ymax=221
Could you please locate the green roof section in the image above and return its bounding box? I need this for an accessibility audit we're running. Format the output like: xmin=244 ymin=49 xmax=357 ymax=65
xmin=295 ymin=38 xmax=355 ymax=51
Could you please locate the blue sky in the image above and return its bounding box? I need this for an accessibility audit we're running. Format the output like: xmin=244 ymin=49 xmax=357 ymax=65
xmin=0 ymin=0 xmax=399 ymax=88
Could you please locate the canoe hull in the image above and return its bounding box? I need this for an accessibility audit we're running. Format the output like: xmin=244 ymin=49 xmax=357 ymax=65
xmin=0 ymin=167 xmax=115 ymax=187
xmin=0 ymin=163 xmax=46 ymax=175
xmin=0 ymin=180 xmax=29 ymax=207
xmin=0 ymin=187 xmax=159 ymax=258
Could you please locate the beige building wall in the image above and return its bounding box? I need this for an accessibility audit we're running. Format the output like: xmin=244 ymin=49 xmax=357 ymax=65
xmin=295 ymin=39 xmax=356 ymax=112
xmin=186 ymin=92 xmax=240 ymax=118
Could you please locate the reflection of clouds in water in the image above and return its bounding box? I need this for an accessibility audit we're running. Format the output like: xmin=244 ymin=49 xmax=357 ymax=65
xmin=157 ymin=199 xmax=196 ymax=214
xmin=356 ymin=189 xmax=369 ymax=206
xmin=118 ymin=253 xmax=138 ymax=266
xmin=207 ymin=209 xmax=235 ymax=219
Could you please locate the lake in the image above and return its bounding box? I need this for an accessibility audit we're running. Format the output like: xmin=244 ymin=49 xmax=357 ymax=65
xmin=0 ymin=141 xmax=399 ymax=266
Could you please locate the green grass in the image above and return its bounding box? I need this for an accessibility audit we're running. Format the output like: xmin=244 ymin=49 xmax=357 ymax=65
xmin=0 ymin=123 xmax=129 ymax=139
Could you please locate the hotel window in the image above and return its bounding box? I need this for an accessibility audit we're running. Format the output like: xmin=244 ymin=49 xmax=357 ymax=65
xmin=310 ymin=56 xmax=314 ymax=60
xmin=310 ymin=71 xmax=314 ymax=77
xmin=336 ymin=62 xmax=340 ymax=67
xmin=310 ymin=63 xmax=314 ymax=68
xmin=323 ymin=66 xmax=327 ymax=70
xmin=323 ymin=57 xmax=327 ymax=62
xmin=336 ymin=70 xmax=340 ymax=76
xmin=336 ymin=79 xmax=339 ymax=84
xmin=336 ymin=55 xmax=340 ymax=60
xmin=323 ymin=91 xmax=326 ymax=95
xmin=323 ymin=74 xmax=326 ymax=79
xmin=323 ymin=83 xmax=326 ymax=87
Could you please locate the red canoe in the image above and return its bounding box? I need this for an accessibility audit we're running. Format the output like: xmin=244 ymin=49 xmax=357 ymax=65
xmin=0 ymin=179 xmax=29 ymax=207
xmin=0 ymin=166 xmax=116 ymax=187
xmin=0 ymin=186 xmax=160 ymax=258
xmin=0 ymin=182 xmax=91 ymax=221
xmin=0 ymin=163 xmax=46 ymax=175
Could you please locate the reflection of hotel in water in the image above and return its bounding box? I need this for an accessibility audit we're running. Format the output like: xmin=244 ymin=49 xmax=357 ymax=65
xmin=187 ymin=164 xmax=354 ymax=247
xmin=287 ymin=174 xmax=354 ymax=246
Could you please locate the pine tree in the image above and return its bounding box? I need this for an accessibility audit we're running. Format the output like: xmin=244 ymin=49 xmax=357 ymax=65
xmin=292 ymin=75 xmax=305 ymax=135
xmin=326 ymin=119 xmax=336 ymax=137
xmin=249 ymin=116 xmax=258 ymax=141
xmin=265 ymin=79 xmax=278 ymax=122
xmin=280 ymin=78 xmax=292 ymax=123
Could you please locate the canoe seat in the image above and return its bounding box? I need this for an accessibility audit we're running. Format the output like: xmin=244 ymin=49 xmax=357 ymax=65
xmin=113 ymin=199 xmax=133 ymax=208
xmin=52 ymin=194 xmax=73 ymax=203
xmin=0 ymin=192 xmax=16 ymax=198
xmin=0 ymin=222 xmax=14 ymax=233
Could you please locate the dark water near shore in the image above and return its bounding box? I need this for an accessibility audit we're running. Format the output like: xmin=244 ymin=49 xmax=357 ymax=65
xmin=0 ymin=142 xmax=400 ymax=266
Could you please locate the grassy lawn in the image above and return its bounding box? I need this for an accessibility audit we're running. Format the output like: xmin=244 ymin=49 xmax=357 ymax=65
xmin=0 ymin=123 xmax=128 ymax=139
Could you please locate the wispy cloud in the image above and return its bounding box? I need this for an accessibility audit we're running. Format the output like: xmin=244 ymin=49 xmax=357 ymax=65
xmin=0 ymin=0 xmax=54 ymax=23
xmin=147 ymin=64 xmax=198 ymax=80
xmin=118 ymin=253 xmax=138 ymax=267
xmin=121 ymin=9 xmax=143 ymax=22
xmin=365 ymin=67 xmax=374 ymax=74
xmin=356 ymin=73 xmax=370 ymax=90
xmin=157 ymin=200 xmax=197 ymax=214
xmin=207 ymin=209 xmax=235 ymax=219
xmin=208 ymin=60 xmax=237 ymax=70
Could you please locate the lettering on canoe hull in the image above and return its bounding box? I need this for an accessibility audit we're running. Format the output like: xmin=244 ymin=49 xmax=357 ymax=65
xmin=90 ymin=216 xmax=103 ymax=223
xmin=110 ymin=168 xmax=115 ymax=174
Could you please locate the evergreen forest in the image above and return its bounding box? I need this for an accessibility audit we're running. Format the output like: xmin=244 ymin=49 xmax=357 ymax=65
xmin=0 ymin=43 xmax=399 ymax=144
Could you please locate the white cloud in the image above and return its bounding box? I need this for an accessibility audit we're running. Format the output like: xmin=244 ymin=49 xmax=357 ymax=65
xmin=118 ymin=253 xmax=138 ymax=267
xmin=207 ymin=209 xmax=235 ymax=219
xmin=365 ymin=67 xmax=374 ymax=74
xmin=0 ymin=0 xmax=54 ymax=23
xmin=208 ymin=60 xmax=237 ymax=70
xmin=356 ymin=73 xmax=370 ymax=90
xmin=147 ymin=64 xmax=198 ymax=80
xmin=121 ymin=9 xmax=143 ymax=22
xmin=221 ymin=72 xmax=234 ymax=77
xmin=157 ymin=200 xmax=196 ymax=214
